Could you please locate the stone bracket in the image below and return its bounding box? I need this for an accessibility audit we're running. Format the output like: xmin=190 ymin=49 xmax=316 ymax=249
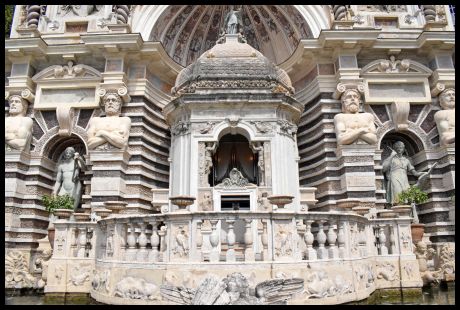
xmin=390 ymin=101 xmax=410 ymax=131
xmin=56 ymin=105 xmax=75 ymax=136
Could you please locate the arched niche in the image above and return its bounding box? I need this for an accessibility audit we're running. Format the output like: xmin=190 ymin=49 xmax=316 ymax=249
xmin=379 ymin=130 xmax=425 ymax=186
xmin=212 ymin=133 xmax=257 ymax=186
xmin=42 ymin=134 xmax=89 ymax=209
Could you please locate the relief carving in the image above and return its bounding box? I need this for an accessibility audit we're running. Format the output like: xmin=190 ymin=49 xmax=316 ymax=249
xmin=114 ymin=276 xmax=160 ymax=300
xmin=414 ymin=241 xmax=441 ymax=285
xmin=304 ymin=270 xmax=353 ymax=299
xmin=216 ymin=168 xmax=250 ymax=188
xmin=92 ymin=269 xmax=110 ymax=292
xmin=5 ymin=251 xmax=37 ymax=288
xmin=68 ymin=264 xmax=92 ymax=286
xmin=375 ymin=261 xmax=399 ymax=281
xmin=274 ymin=224 xmax=299 ymax=259
xmin=438 ymin=243 xmax=454 ymax=279
xmin=160 ymin=272 xmax=303 ymax=305
xmin=250 ymin=121 xmax=273 ymax=134
xmin=277 ymin=120 xmax=297 ymax=138
xmin=172 ymin=225 xmax=189 ymax=259
xmin=171 ymin=120 xmax=190 ymax=136
xmin=199 ymin=121 xmax=215 ymax=134
xmin=377 ymin=56 xmax=410 ymax=73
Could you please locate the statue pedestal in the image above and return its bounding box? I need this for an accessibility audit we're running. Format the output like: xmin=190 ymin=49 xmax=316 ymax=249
xmin=88 ymin=149 xmax=131 ymax=209
xmin=5 ymin=150 xmax=31 ymax=201
xmin=335 ymin=144 xmax=377 ymax=202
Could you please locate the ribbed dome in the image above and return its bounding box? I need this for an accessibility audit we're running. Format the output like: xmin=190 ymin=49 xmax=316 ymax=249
xmin=172 ymin=34 xmax=294 ymax=96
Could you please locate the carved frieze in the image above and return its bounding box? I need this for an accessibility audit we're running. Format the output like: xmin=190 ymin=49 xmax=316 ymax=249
xmin=92 ymin=269 xmax=110 ymax=292
xmin=304 ymin=270 xmax=354 ymax=299
xmin=277 ymin=120 xmax=297 ymax=138
xmin=171 ymin=224 xmax=189 ymax=260
xmin=377 ymin=56 xmax=410 ymax=73
xmin=375 ymin=261 xmax=399 ymax=282
xmin=68 ymin=263 xmax=92 ymax=286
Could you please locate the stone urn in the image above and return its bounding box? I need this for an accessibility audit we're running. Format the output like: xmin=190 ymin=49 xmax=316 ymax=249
xmin=377 ymin=210 xmax=397 ymax=218
xmin=169 ymin=196 xmax=196 ymax=211
xmin=94 ymin=208 xmax=112 ymax=219
xmin=73 ymin=212 xmax=91 ymax=222
xmin=411 ymin=223 xmax=425 ymax=243
xmin=336 ymin=199 xmax=360 ymax=212
xmin=53 ymin=208 xmax=73 ymax=219
xmin=267 ymin=195 xmax=294 ymax=209
xmin=104 ymin=201 xmax=127 ymax=215
xmin=352 ymin=206 xmax=370 ymax=216
xmin=391 ymin=205 xmax=412 ymax=217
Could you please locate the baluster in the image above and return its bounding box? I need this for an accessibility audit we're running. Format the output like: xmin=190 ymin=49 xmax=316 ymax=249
xmin=158 ymin=225 xmax=168 ymax=262
xmin=226 ymin=219 xmax=236 ymax=262
xmin=209 ymin=219 xmax=220 ymax=262
xmin=316 ymin=221 xmax=328 ymax=259
xmin=194 ymin=220 xmax=203 ymax=262
xmin=261 ymin=220 xmax=269 ymax=261
xmin=379 ymin=226 xmax=388 ymax=255
xmin=126 ymin=222 xmax=138 ymax=260
xmin=304 ymin=220 xmax=317 ymax=260
xmin=327 ymin=223 xmax=338 ymax=259
xmin=388 ymin=224 xmax=396 ymax=254
xmin=337 ymin=220 xmax=346 ymax=259
xmin=137 ymin=222 xmax=148 ymax=261
xmin=87 ymin=227 xmax=95 ymax=258
xmin=106 ymin=226 xmax=114 ymax=259
xmin=77 ymin=226 xmax=87 ymax=258
xmin=359 ymin=226 xmax=367 ymax=257
xmin=149 ymin=221 xmax=160 ymax=262
xmin=296 ymin=219 xmax=306 ymax=260
xmin=244 ymin=219 xmax=255 ymax=261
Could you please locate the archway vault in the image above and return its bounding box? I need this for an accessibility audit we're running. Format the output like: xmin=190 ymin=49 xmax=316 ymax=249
xmin=137 ymin=5 xmax=325 ymax=67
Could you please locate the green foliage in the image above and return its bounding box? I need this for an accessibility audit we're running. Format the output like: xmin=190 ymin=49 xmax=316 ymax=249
xmin=397 ymin=186 xmax=428 ymax=205
xmin=5 ymin=5 xmax=15 ymax=38
xmin=42 ymin=194 xmax=75 ymax=214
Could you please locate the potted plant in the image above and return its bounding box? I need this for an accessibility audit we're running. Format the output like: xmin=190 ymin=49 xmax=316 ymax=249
xmin=397 ymin=186 xmax=429 ymax=243
xmin=42 ymin=194 xmax=75 ymax=248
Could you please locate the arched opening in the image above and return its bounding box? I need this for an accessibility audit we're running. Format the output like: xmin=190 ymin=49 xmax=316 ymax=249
xmin=380 ymin=131 xmax=427 ymax=205
xmin=212 ymin=133 xmax=257 ymax=188
xmin=43 ymin=134 xmax=88 ymax=209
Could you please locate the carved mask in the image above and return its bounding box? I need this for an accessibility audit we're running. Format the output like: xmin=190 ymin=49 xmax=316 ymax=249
xmin=439 ymin=89 xmax=455 ymax=110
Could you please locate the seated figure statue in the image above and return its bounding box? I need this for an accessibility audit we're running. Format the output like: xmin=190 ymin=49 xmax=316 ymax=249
xmin=87 ymin=91 xmax=131 ymax=150
xmin=5 ymin=95 xmax=33 ymax=152
xmin=434 ymin=88 xmax=455 ymax=146
xmin=334 ymin=89 xmax=377 ymax=145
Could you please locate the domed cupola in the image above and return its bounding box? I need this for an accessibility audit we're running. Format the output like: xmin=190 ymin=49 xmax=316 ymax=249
xmin=171 ymin=34 xmax=294 ymax=97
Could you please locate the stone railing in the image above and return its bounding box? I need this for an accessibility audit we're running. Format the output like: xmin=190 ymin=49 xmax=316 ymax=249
xmin=87 ymin=211 xmax=413 ymax=264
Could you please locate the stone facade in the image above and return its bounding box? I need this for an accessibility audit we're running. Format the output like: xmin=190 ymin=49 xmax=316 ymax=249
xmin=5 ymin=5 xmax=455 ymax=304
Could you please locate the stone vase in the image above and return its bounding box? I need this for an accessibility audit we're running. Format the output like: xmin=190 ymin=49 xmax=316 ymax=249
xmin=410 ymin=223 xmax=425 ymax=243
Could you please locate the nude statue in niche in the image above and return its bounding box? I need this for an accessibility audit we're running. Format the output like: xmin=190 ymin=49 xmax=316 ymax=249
xmin=5 ymin=95 xmax=33 ymax=152
xmin=87 ymin=91 xmax=131 ymax=150
xmin=53 ymin=146 xmax=87 ymax=210
xmin=434 ymin=88 xmax=455 ymax=146
xmin=334 ymin=89 xmax=377 ymax=145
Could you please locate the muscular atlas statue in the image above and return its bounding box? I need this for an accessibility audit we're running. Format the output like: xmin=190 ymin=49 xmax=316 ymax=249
xmin=87 ymin=91 xmax=131 ymax=150
xmin=334 ymin=89 xmax=377 ymax=145
xmin=5 ymin=95 xmax=33 ymax=152
xmin=434 ymin=88 xmax=455 ymax=146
